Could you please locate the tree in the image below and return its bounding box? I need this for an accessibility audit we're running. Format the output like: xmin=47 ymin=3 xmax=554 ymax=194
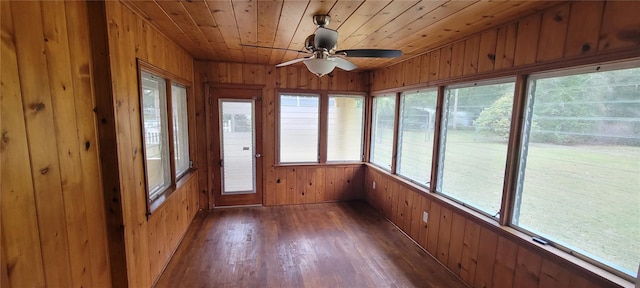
xmin=474 ymin=93 xmax=513 ymax=141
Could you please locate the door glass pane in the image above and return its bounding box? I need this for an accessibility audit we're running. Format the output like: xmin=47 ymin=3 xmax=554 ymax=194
xmin=220 ymin=100 xmax=255 ymax=194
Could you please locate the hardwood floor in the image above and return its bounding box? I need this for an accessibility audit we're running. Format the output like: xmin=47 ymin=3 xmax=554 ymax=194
xmin=155 ymin=201 xmax=467 ymax=288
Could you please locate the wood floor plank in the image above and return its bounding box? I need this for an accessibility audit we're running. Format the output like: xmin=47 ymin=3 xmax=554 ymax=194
xmin=155 ymin=202 xmax=467 ymax=288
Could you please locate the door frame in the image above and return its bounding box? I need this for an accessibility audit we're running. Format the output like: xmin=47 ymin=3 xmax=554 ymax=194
xmin=205 ymin=83 xmax=264 ymax=208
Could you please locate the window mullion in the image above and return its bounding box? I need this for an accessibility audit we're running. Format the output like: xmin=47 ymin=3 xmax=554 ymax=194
xmin=165 ymin=80 xmax=177 ymax=188
xmin=319 ymin=92 xmax=328 ymax=164
xmin=499 ymin=74 xmax=528 ymax=226
xmin=390 ymin=92 xmax=401 ymax=174
xmin=430 ymin=86 xmax=446 ymax=193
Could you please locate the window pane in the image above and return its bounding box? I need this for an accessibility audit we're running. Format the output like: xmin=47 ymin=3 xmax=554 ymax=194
xmin=279 ymin=94 xmax=319 ymax=163
xmin=438 ymin=81 xmax=515 ymax=216
xmin=142 ymin=72 xmax=171 ymax=200
xmin=514 ymin=67 xmax=640 ymax=276
xmin=370 ymin=95 xmax=396 ymax=170
xmin=327 ymin=95 xmax=364 ymax=162
xmin=397 ymin=90 xmax=438 ymax=186
xmin=172 ymin=84 xmax=189 ymax=178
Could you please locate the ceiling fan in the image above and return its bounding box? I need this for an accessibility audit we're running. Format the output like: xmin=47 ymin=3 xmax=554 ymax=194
xmin=242 ymin=14 xmax=403 ymax=77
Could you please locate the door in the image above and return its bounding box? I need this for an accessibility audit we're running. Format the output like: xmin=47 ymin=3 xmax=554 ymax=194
xmin=210 ymin=87 xmax=263 ymax=206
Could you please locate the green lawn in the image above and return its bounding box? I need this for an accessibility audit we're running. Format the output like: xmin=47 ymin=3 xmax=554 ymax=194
xmin=376 ymin=128 xmax=640 ymax=275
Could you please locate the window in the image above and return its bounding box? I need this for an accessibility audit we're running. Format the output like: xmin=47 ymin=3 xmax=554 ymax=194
xmin=514 ymin=65 xmax=640 ymax=277
xmin=370 ymin=94 xmax=396 ymax=170
xmin=142 ymin=72 xmax=171 ymax=201
xmin=397 ymin=90 xmax=438 ymax=186
xmin=327 ymin=95 xmax=364 ymax=162
xmin=279 ymin=93 xmax=320 ymax=163
xmin=172 ymin=84 xmax=189 ymax=178
xmin=139 ymin=64 xmax=192 ymax=212
xmin=437 ymin=80 xmax=515 ymax=217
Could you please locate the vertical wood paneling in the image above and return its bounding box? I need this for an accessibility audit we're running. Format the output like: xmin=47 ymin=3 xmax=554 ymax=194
xmin=539 ymin=259 xmax=571 ymax=288
xmin=429 ymin=50 xmax=440 ymax=81
xmin=3 ymin=1 xmax=112 ymax=287
xmin=449 ymin=41 xmax=466 ymax=78
xmin=536 ymin=4 xmax=570 ymax=62
xmin=477 ymin=30 xmax=498 ymax=73
xmin=11 ymin=2 xmax=73 ymax=286
xmin=436 ymin=207 xmax=452 ymax=264
xmin=563 ymin=2 xmax=603 ymax=58
xmin=463 ymin=35 xmax=481 ymax=76
xmin=473 ymin=227 xmax=498 ymax=288
xmin=1 ymin=2 xmax=47 ymax=286
xmin=426 ymin=201 xmax=441 ymax=255
xmin=439 ymin=45 xmax=453 ymax=79
xmin=447 ymin=212 xmax=466 ymax=275
xmin=598 ymin=1 xmax=640 ymax=52
xmin=102 ymin=1 xmax=199 ymax=287
xmin=459 ymin=219 xmax=481 ymax=284
xmin=513 ymin=14 xmax=541 ymax=66
xmin=409 ymin=192 xmax=422 ymax=241
xmin=42 ymin=2 xmax=93 ymax=287
xmin=492 ymin=236 xmax=518 ymax=288
xmin=418 ymin=196 xmax=431 ymax=249
xmin=419 ymin=53 xmax=431 ymax=84
xmin=514 ymin=247 xmax=543 ymax=288
xmin=65 ymin=2 xmax=112 ymax=284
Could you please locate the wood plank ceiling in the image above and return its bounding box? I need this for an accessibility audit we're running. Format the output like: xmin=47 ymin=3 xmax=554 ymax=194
xmin=124 ymin=0 xmax=561 ymax=71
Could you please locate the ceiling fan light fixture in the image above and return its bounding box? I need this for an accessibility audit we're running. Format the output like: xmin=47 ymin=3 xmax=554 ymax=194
xmin=304 ymin=58 xmax=336 ymax=77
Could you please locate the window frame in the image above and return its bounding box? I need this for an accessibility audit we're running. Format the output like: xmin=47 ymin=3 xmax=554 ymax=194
xmin=510 ymin=62 xmax=640 ymax=280
xmin=171 ymin=83 xmax=190 ymax=179
xmin=365 ymin=59 xmax=640 ymax=284
xmin=138 ymin=61 xmax=194 ymax=215
xmin=276 ymin=90 xmax=366 ymax=165
xmin=326 ymin=94 xmax=366 ymax=163
xmin=395 ymin=88 xmax=439 ymax=188
xmin=369 ymin=93 xmax=400 ymax=172
xmin=436 ymin=77 xmax=517 ymax=220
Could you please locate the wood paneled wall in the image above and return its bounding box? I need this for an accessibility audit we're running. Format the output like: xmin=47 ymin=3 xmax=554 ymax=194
xmin=194 ymin=62 xmax=369 ymax=209
xmin=364 ymin=2 xmax=638 ymax=288
xmin=98 ymin=1 xmax=199 ymax=287
xmin=1 ymin=1 xmax=111 ymax=287
xmin=365 ymin=167 xmax=622 ymax=288
xmin=371 ymin=1 xmax=640 ymax=92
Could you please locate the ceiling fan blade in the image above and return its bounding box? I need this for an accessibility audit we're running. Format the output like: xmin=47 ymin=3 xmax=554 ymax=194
xmin=314 ymin=27 xmax=338 ymax=50
xmin=276 ymin=55 xmax=315 ymax=67
xmin=332 ymin=57 xmax=357 ymax=71
xmin=335 ymin=49 xmax=402 ymax=58
xmin=240 ymin=43 xmax=309 ymax=54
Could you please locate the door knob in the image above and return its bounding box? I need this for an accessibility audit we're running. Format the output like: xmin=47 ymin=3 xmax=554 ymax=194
xmin=255 ymin=153 xmax=262 ymax=158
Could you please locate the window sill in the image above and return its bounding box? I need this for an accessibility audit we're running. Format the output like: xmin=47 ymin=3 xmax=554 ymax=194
xmin=364 ymin=163 xmax=635 ymax=288
xmin=274 ymin=162 xmax=365 ymax=168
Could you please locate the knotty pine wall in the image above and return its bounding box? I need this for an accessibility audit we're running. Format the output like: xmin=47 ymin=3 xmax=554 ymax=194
xmin=365 ymin=1 xmax=639 ymax=288
xmin=371 ymin=1 xmax=640 ymax=91
xmin=100 ymin=1 xmax=199 ymax=287
xmin=1 ymin=1 xmax=111 ymax=287
xmin=193 ymin=62 xmax=368 ymax=209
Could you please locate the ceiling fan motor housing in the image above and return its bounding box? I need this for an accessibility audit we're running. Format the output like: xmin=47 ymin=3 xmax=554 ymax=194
xmin=313 ymin=14 xmax=330 ymax=27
